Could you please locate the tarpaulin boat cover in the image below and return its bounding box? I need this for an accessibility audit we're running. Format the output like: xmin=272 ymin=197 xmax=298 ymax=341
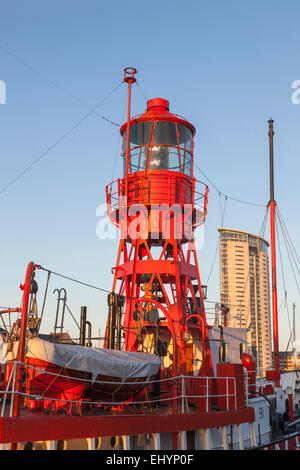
xmin=4 ymin=337 xmax=161 ymax=380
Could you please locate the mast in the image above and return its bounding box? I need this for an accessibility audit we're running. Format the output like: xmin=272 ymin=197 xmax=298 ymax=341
xmin=123 ymin=67 xmax=137 ymax=198
xmin=268 ymin=118 xmax=280 ymax=387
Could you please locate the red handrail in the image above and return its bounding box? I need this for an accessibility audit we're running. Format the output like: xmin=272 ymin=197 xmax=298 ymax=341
xmin=12 ymin=261 xmax=35 ymax=418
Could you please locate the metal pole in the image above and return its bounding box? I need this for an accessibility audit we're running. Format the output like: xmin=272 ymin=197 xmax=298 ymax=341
xmin=80 ymin=306 xmax=87 ymax=346
xmin=124 ymin=67 xmax=137 ymax=198
xmin=116 ymin=295 xmax=124 ymax=350
xmin=85 ymin=321 xmax=92 ymax=347
xmin=268 ymin=119 xmax=280 ymax=387
xmin=288 ymin=391 xmax=295 ymax=423
xmin=269 ymin=119 xmax=275 ymax=202
xmin=107 ymin=293 xmax=117 ymax=349
xmin=10 ymin=262 xmax=35 ymax=450
xmin=12 ymin=261 xmax=35 ymax=417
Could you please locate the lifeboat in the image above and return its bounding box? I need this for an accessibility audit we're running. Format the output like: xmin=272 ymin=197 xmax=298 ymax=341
xmin=3 ymin=337 xmax=161 ymax=412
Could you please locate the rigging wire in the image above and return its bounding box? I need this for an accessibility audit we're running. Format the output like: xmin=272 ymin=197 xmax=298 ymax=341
xmin=233 ymin=204 xmax=270 ymax=328
xmin=219 ymin=194 xmax=227 ymax=227
xmin=264 ymin=203 xmax=300 ymax=353
xmin=276 ymin=206 xmax=300 ymax=277
xmin=136 ymin=81 xmax=148 ymax=103
xmin=277 ymin=206 xmax=300 ymax=268
xmin=37 ymin=270 xmax=51 ymax=332
xmin=275 ymin=214 xmax=293 ymax=346
xmin=2 ymin=48 xmax=290 ymax=343
xmin=205 ymin=242 xmax=219 ymax=287
xmin=111 ymin=88 xmax=128 ymax=182
xmin=194 ymin=162 xmax=266 ymax=207
xmin=260 ymin=206 xmax=269 ymax=239
xmin=275 ymin=206 xmax=300 ymax=353
xmin=35 ymin=265 xmax=245 ymax=314
xmin=0 ymin=81 xmax=123 ymax=196
xmin=1 ymin=43 xmax=277 ymax=207
xmin=276 ymin=207 xmax=300 ymax=298
xmin=65 ymin=303 xmax=80 ymax=330
xmin=205 ymin=193 xmax=227 ymax=285
xmin=0 ymin=43 xmax=121 ymax=127
xmin=37 ymin=266 xmax=113 ymax=296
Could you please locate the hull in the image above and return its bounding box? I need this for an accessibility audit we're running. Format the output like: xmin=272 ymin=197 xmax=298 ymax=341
xmin=1 ymin=328 xmax=299 ymax=450
xmin=0 ymin=403 xmax=298 ymax=451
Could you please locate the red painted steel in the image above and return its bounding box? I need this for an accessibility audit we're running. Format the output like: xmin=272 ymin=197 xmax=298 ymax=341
xmin=105 ymin=71 xmax=214 ymax=386
xmin=270 ymin=201 xmax=280 ymax=387
xmin=216 ymin=363 xmax=247 ymax=410
xmin=9 ymin=262 xmax=35 ymax=450
xmin=1 ymin=70 xmax=264 ymax=450
xmin=12 ymin=262 xmax=35 ymax=418
xmin=288 ymin=392 xmax=295 ymax=423
xmin=103 ymin=71 xmax=218 ymax=452
xmin=268 ymin=120 xmax=280 ymax=388
xmin=0 ymin=408 xmax=255 ymax=444
xmin=24 ymin=358 xmax=90 ymax=412
xmin=119 ymin=98 xmax=196 ymax=140
xmin=241 ymin=353 xmax=256 ymax=395
xmin=124 ymin=67 xmax=136 ymax=198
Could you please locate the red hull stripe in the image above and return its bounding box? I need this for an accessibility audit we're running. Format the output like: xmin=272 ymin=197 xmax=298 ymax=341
xmin=0 ymin=408 xmax=254 ymax=444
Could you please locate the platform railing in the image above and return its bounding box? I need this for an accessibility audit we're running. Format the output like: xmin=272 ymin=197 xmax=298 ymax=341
xmin=243 ymin=367 xmax=280 ymax=398
xmin=106 ymin=174 xmax=208 ymax=230
xmin=1 ymin=361 xmax=241 ymax=416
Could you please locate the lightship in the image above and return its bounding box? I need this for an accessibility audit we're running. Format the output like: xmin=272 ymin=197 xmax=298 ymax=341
xmin=0 ymin=68 xmax=299 ymax=451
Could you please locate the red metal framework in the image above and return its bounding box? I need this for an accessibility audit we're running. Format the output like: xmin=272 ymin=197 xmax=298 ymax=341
xmin=0 ymin=72 xmax=293 ymax=452
xmin=104 ymin=68 xmax=214 ymax=391
xmin=12 ymin=261 xmax=35 ymax=419
xmin=106 ymin=172 xmax=208 ymax=233
xmin=0 ymin=407 xmax=256 ymax=446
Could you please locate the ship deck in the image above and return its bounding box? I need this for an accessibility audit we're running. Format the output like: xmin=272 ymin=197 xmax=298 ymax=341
xmin=0 ymin=401 xmax=255 ymax=445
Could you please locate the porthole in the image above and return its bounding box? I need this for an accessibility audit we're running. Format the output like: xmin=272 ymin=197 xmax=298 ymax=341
xmin=110 ymin=436 xmax=117 ymax=448
xmin=24 ymin=442 xmax=33 ymax=451
xmin=56 ymin=440 xmax=66 ymax=450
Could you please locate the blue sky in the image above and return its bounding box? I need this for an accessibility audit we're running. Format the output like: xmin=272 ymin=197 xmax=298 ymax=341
xmin=0 ymin=0 xmax=300 ymax=349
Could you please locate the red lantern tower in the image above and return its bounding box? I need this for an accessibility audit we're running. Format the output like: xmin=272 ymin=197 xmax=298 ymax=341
xmin=105 ymin=68 xmax=213 ymax=378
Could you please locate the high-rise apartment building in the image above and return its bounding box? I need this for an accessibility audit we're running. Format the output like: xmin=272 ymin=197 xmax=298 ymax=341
xmin=218 ymin=228 xmax=272 ymax=372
